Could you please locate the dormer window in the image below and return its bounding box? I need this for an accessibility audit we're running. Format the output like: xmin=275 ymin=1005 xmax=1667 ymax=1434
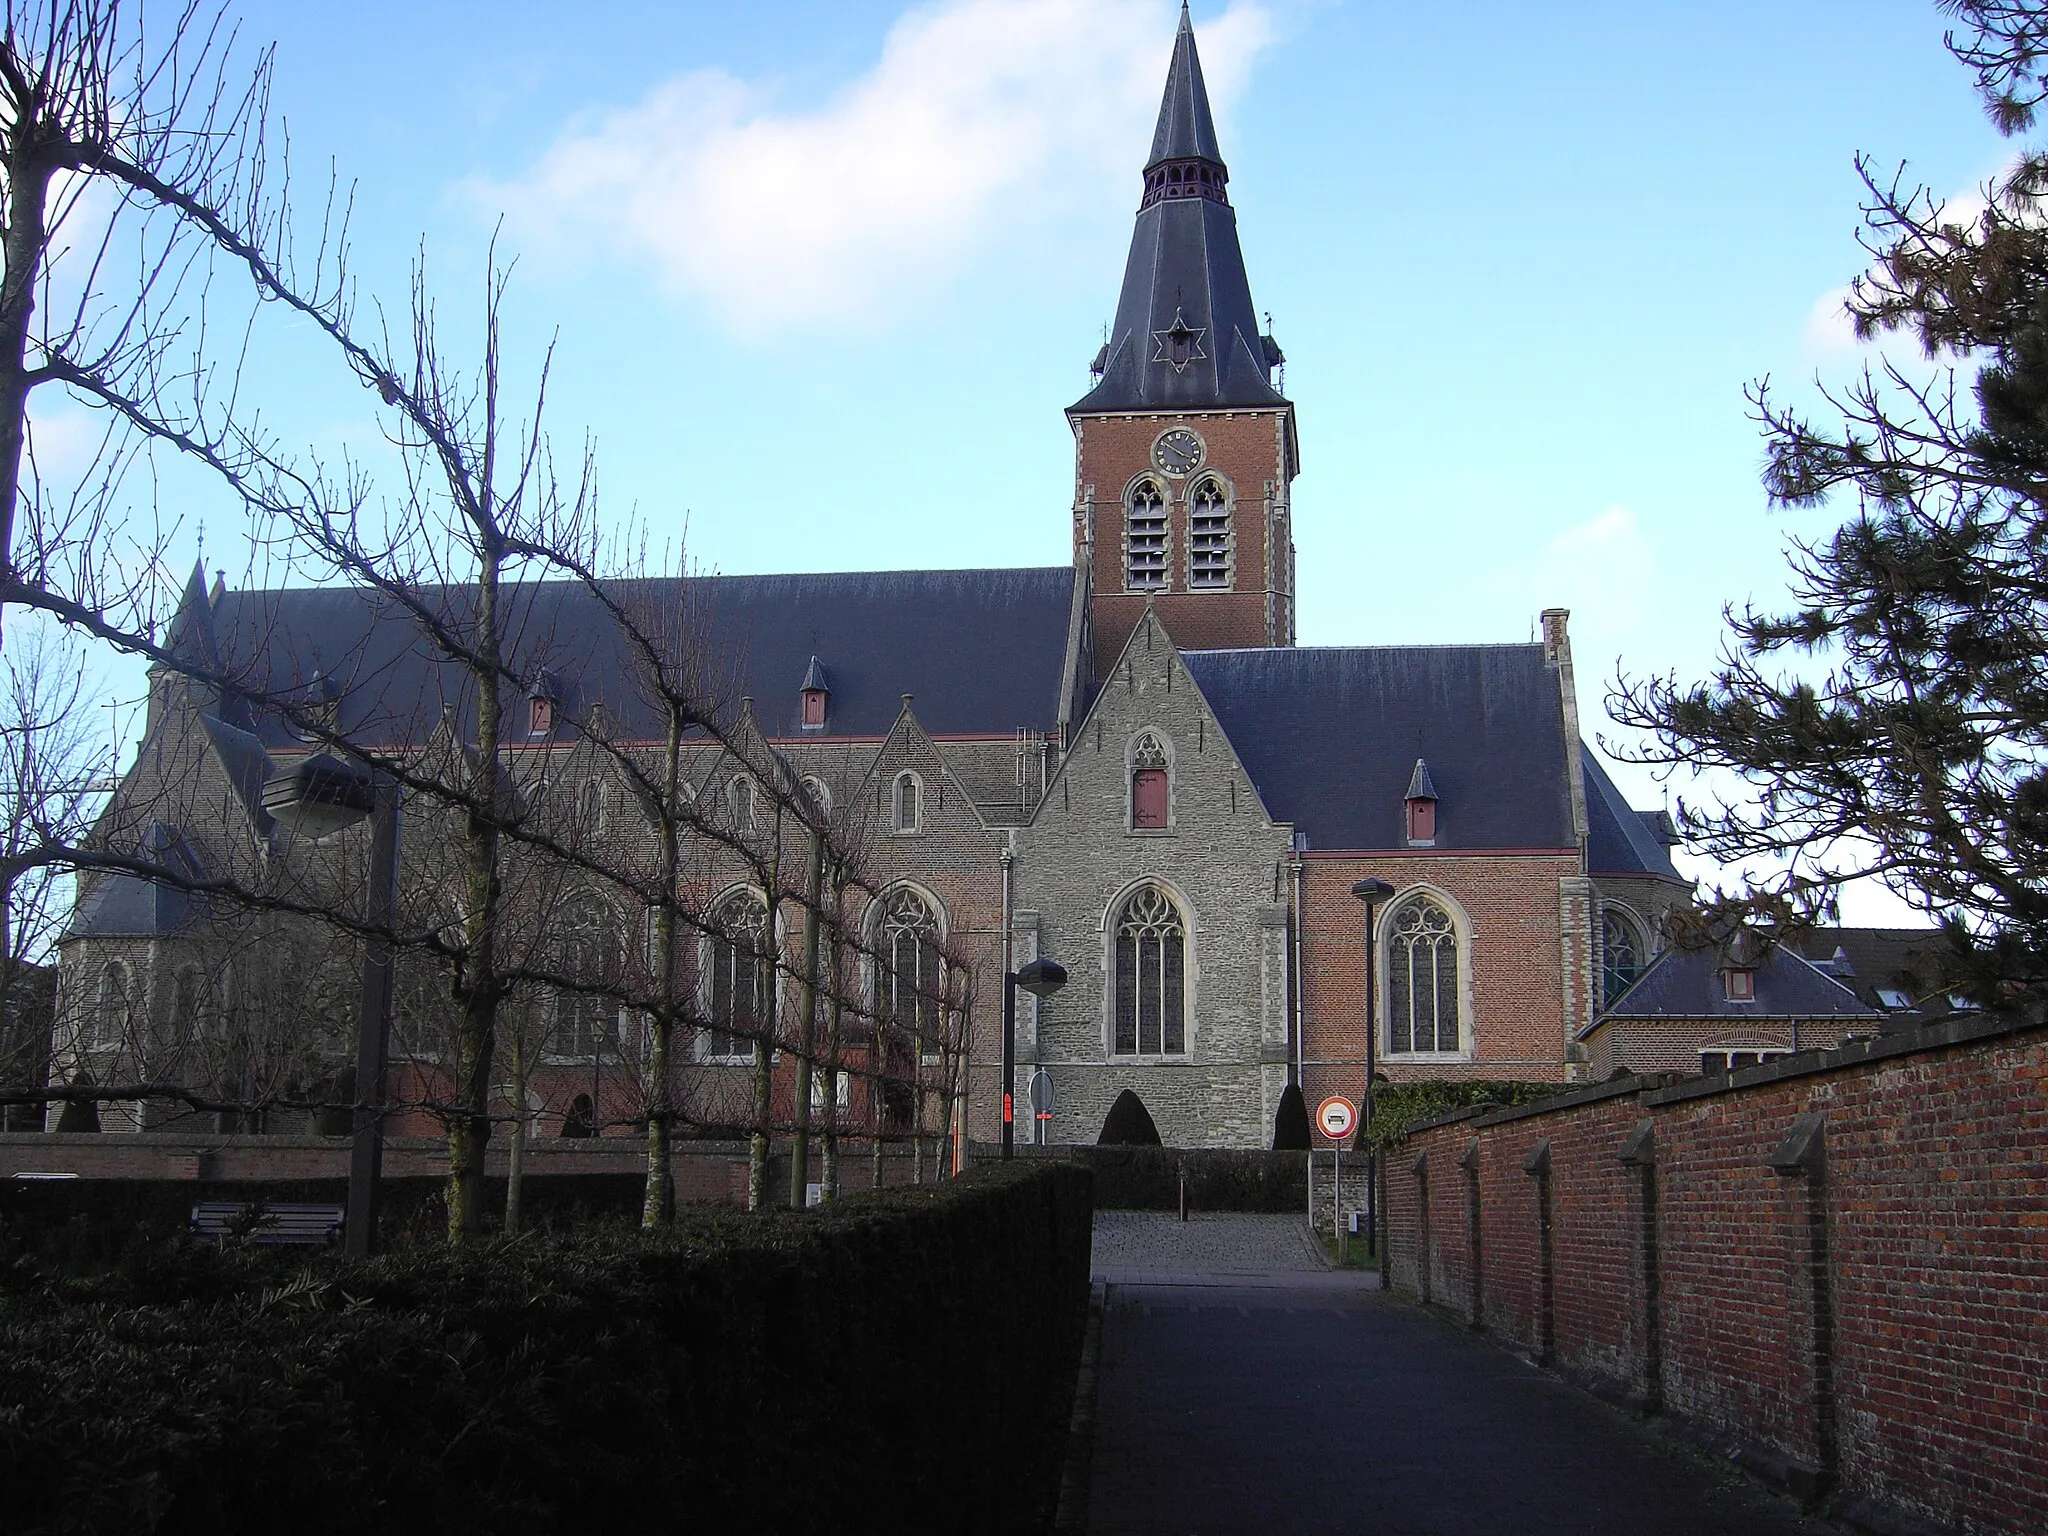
xmin=527 ymin=670 xmax=559 ymax=738
xmin=1404 ymin=758 xmax=1438 ymax=847
xmin=1724 ymin=967 xmax=1756 ymax=1002
xmin=799 ymin=655 xmax=830 ymax=731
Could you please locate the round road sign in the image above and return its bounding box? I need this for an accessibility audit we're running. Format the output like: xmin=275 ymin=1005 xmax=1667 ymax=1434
xmin=1316 ymin=1095 xmax=1356 ymax=1141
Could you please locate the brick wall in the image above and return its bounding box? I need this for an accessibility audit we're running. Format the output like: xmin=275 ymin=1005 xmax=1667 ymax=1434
xmin=1383 ymin=1012 xmax=2048 ymax=1534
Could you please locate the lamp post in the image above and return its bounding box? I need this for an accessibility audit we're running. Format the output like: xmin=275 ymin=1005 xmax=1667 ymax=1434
xmin=1002 ymin=956 xmax=1067 ymax=1158
xmin=263 ymin=753 xmax=401 ymax=1259
xmin=1350 ymin=878 xmax=1395 ymax=1256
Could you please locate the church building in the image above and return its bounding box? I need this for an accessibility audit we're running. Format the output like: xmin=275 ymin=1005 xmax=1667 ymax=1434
xmin=56 ymin=9 xmax=1689 ymax=1150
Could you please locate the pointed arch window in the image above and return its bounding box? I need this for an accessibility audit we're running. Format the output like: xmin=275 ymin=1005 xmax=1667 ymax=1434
xmin=578 ymin=778 xmax=610 ymax=836
xmin=877 ymin=887 xmax=944 ymax=1056
xmin=89 ymin=962 xmax=131 ymax=1051
xmin=705 ymin=890 xmax=769 ymax=1062
xmin=1130 ymin=732 xmax=1169 ymax=830
xmin=1113 ymin=884 xmax=1186 ymax=1055
xmin=554 ymin=894 xmax=621 ymax=1060
xmin=892 ymin=771 xmax=922 ymax=834
xmin=728 ymin=775 xmax=757 ymax=835
xmin=1126 ymin=480 xmax=1168 ymax=590
xmin=172 ymin=965 xmax=207 ymax=1042
xmin=1386 ymin=897 xmax=1461 ymax=1054
xmin=1600 ymin=908 xmax=1644 ymax=1010
xmin=1188 ymin=478 xmax=1231 ymax=588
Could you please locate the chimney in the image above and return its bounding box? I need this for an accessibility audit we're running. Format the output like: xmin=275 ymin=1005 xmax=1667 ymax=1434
xmin=1540 ymin=607 xmax=1571 ymax=664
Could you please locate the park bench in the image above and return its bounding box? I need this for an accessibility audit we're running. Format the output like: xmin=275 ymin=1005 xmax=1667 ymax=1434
xmin=189 ymin=1201 xmax=345 ymax=1246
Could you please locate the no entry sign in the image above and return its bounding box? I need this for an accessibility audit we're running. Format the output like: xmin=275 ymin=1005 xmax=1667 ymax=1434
xmin=1316 ymin=1095 xmax=1356 ymax=1141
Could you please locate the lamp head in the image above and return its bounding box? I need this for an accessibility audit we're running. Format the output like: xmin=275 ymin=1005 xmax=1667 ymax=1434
xmin=263 ymin=753 xmax=376 ymax=838
xmin=1351 ymin=877 xmax=1396 ymax=905
xmin=1014 ymin=956 xmax=1068 ymax=999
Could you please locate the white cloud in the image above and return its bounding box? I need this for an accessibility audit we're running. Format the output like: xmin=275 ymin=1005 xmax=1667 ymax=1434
xmin=1526 ymin=504 xmax=1655 ymax=640
xmin=470 ymin=0 xmax=1273 ymax=334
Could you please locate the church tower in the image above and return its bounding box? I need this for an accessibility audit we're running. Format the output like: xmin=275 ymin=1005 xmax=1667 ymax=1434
xmin=1069 ymin=4 xmax=1297 ymax=675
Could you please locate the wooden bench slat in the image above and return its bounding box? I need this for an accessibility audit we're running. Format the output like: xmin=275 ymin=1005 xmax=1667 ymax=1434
xmin=189 ymin=1201 xmax=346 ymax=1246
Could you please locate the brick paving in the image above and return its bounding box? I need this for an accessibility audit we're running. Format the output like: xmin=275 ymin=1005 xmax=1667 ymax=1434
xmin=1083 ymin=1214 xmax=1832 ymax=1536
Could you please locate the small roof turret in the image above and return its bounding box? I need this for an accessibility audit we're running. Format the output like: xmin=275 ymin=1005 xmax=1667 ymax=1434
xmin=1405 ymin=758 xmax=1438 ymax=801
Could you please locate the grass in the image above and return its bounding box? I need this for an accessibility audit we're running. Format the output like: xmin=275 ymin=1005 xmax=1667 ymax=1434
xmin=1316 ymin=1230 xmax=1380 ymax=1269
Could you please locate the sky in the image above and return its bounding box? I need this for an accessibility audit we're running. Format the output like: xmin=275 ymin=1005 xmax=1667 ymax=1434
xmin=40 ymin=0 xmax=2023 ymax=923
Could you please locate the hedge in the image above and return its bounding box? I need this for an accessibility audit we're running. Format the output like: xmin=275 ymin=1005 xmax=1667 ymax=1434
xmin=1074 ymin=1145 xmax=1306 ymax=1211
xmin=0 ymin=1160 xmax=1093 ymax=1535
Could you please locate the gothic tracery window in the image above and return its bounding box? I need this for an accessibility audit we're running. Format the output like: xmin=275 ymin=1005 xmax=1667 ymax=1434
xmin=1188 ymin=478 xmax=1231 ymax=588
xmin=553 ymin=894 xmax=620 ymax=1060
xmin=1126 ymin=480 xmax=1167 ymax=590
xmin=705 ymin=890 xmax=769 ymax=1062
xmin=876 ymin=886 xmax=944 ymax=1054
xmin=1600 ymin=909 xmax=1643 ymax=1010
xmin=1113 ymin=883 xmax=1186 ymax=1055
xmin=1387 ymin=896 xmax=1461 ymax=1054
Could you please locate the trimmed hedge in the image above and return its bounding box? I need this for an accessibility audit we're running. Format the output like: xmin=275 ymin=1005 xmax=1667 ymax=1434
xmin=0 ymin=1174 xmax=648 ymax=1268
xmin=1361 ymin=1079 xmax=1563 ymax=1150
xmin=1075 ymin=1145 xmax=1306 ymax=1211
xmin=0 ymin=1161 xmax=1093 ymax=1535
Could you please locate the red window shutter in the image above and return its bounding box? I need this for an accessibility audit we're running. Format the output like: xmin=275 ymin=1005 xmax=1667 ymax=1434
xmin=1133 ymin=769 xmax=1168 ymax=829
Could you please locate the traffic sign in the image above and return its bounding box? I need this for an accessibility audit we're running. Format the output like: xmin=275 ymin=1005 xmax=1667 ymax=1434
xmin=1316 ymin=1095 xmax=1356 ymax=1141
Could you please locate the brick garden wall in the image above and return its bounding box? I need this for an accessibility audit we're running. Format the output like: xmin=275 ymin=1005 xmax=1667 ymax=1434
xmin=1383 ymin=1013 xmax=2048 ymax=1535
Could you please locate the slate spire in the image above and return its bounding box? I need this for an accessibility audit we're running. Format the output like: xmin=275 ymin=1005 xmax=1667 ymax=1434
xmin=1071 ymin=7 xmax=1283 ymax=414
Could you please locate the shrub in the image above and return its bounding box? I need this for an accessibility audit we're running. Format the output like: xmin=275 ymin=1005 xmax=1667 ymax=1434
xmin=0 ymin=1161 xmax=1092 ymax=1536
xmin=1362 ymin=1079 xmax=1562 ymax=1149
xmin=1076 ymin=1145 xmax=1306 ymax=1211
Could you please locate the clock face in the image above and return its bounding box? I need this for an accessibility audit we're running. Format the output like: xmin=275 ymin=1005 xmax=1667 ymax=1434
xmin=1152 ymin=428 xmax=1206 ymax=477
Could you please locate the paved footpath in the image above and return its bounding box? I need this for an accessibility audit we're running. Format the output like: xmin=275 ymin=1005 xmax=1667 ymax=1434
xmin=1083 ymin=1212 xmax=1833 ymax=1536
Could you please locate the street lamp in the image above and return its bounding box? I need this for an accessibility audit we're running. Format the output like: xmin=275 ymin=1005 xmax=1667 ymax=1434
xmin=1002 ymin=955 xmax=1067 ymax=1159
xmin=1350 ymin=878 xmax=1395 ymax=1256
xmin=263 ymin=753 xmax=401 ymax=1259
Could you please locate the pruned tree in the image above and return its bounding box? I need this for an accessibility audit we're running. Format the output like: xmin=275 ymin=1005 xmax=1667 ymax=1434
xmin=1611 ymin=0 xmax=2048 ymax=1004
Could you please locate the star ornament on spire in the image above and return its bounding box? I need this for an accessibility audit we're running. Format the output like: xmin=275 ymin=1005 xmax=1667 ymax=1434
xmin=1152 ymin=310 xmax=1208 ymax=374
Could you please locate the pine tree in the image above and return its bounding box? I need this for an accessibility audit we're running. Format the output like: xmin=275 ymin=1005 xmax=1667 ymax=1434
xmin=1612 ymin=2 xmax=2048 ymax=1005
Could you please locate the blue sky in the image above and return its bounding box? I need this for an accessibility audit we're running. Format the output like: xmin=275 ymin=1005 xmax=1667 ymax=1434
xmin=53 ymin=1 xmax=2020 ymax=920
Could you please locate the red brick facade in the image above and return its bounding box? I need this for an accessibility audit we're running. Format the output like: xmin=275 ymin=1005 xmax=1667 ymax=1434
xmin=1385 ymin=1015 xmax=2048 ymax=1533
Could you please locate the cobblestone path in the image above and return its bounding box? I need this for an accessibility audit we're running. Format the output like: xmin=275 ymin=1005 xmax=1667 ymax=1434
xmin=1081 ymin=1212 xmax=1831 ymax=1536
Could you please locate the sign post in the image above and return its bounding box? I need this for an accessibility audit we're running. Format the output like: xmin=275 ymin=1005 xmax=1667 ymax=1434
xmin=1316 ymin=1096 xmax=1357 ymax=1264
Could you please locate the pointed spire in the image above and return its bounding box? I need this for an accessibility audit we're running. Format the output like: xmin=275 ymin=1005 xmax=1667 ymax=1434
xmin=1072 ymin=9 xmax=1282 ymax=414
xmin=1406 ymin=758 xmax=1438 ymax=801
xmin=1148 ymin=3 xmax=1224 ymax=169
xmin=162 ymin=560 xmax=221 ymax=671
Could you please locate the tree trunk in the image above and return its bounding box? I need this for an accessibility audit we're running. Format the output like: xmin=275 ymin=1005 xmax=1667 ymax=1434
xmin=787 ymin=828 xmax=824 ymax=1210
xmin=504 ymin=1034 xmax=527 ymax=1235
xmin=0 ymin=129 xmax=53 ymax=639
xmin=642 ymin=710 xmax=685 ymax=1228
xmin=746 ymin=805 xmax=784 ymax=1212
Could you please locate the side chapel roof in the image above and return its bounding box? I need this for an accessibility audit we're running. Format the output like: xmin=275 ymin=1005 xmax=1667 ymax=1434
xmin=1182 ymin=644 xmax=1575 ymax=852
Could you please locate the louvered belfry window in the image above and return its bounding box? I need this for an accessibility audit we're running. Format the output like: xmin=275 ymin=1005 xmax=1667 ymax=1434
xmin=1188 ymin=479 xmax=1230 ymax=588
xmin=1114 ymin=884 xmax=1186 ymax=1055
xmin=1126 ymin=481 xmax=1167 ymax=590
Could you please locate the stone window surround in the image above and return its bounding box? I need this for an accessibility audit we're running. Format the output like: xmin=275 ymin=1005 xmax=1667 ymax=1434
xmin=697 ymin=884 xmax=780 ymax=1064
xmin=890 ymin=770 xmax=924 ymax=835
xmin=1598 ymin=901 xmax=1650 ymax=1012
xmin=1186 ymin=471 xmax=1235 ymax=592
xmin=1097 ymin=875 xmax=1198 ymax=1061
xmin=863 ymin=881 xmax=950 ymax=1062
xmin=545 ymin=889 xmax=625 ymax=1064
xmin=1123 ymin=474 xmax=1169 ymax=593
xmin=1378 ymin=884 xmax=1475 ymax=1062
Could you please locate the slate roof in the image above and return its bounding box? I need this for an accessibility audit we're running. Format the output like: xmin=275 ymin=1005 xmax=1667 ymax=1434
xmin=202 ymin=567 xmax=1077 ymax=748
xmin=1070 ymin=11 xmax=1284 ymax=414
xmin=1788 ymin=926 xmax=1967 ymax=1026
xmin=1582 ymin=749 xmax=1684 ymax=881
xmin=1590 ymin=942 xmax=1877 ymax=1030
xmin=65 ymin=821 xmax=207 ymax=940
xmin=1181 ymin=644 xmax=1575 ymax=852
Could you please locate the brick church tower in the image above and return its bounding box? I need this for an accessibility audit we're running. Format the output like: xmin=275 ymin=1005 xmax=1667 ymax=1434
xmin=1070 ymin=4 xmax=1298 ymax=675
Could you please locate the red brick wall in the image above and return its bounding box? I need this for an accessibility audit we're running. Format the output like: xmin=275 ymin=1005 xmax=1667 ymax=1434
xmin=1297 ymin=852 xmax=1578 ymax=1107
xmin=1384 ymin=1016 xmax=2048 ymax=1533
xmin=1073 ymin=409 xmax=1292 ymax=665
